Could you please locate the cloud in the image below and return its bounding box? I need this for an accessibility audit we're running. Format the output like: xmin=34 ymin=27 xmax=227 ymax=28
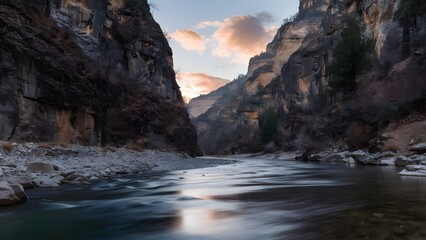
xmin=196 ymin=20 xmax=222 ymax=29
xmin=177 ymin=73 xmax=229 ymax=100
xmin=170 ymin=29 xmax=206 ymax=53
xmin=256 ymin=11 xmax=276 ymax=23
xmin=211 ymin=15 xmax=277 ymax=63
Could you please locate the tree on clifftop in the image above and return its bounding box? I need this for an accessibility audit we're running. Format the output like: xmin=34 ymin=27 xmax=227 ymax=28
xmin=329 ymin=18 xmax=374 ymax=94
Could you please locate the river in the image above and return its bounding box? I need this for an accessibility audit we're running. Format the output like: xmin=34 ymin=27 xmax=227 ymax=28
xmin=1 ymin=156 xmax=426 ymax=240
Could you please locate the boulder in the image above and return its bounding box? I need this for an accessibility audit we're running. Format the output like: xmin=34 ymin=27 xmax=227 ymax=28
xmin=33 ymin=174 xmax=64 ymax=188
xmin=411 ymin=143 xmax=426 ymax=153
xmin=395 ymin=156 xmax=425 ymax=166
xmin=9 ymin=184 xmax=28 ymax=201
xmin=65 ymin=173 xmax=88 ymax=182
xmin=400 ymin=165 xmax=426 ymax=177
xmin=27 ymin=162 xmax=55 ymax=174
xmin=377 ymin=157 xmax=396 ymax=166
xmin=3 ymin=176 xmax=35 ymax=189
xmin=350 ymin=150 xmax=378 ymax=165
xmin=0 ymin=181 xmax=21 ymax=206
xmin=323 ymin=153 xmax=345 ymax=162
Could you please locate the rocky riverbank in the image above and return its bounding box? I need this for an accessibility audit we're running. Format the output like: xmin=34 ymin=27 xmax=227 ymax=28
xmin=296 ymin=143 xmax=426 ymax=177
xmin=0 ymin=142 xmax=232 ymax=206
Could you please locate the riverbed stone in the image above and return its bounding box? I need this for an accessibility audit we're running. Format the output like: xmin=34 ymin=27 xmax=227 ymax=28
xmin=378 ymin=157 xmax=396 ymax=166
xmin=399 ymin=165 xmax=426 ymax=176
xmin=10 ymin=184 xmax=27 ymax=201
xmin=65 ymin=173 xmax=88 ymax=182
xmin=350 ymin=151 xmax=378 ymax=165
xmin=324 ymin=153 xmax=345 ymax=163
xmin=395 ymin=156 xmax=424 ymax=166
xmin=1 ymin=162 xmax=17 ymax=168
xmin=33 ymin=174 xmax=64 ymax=188
xmin=3 ymin=176 xmax=35 ymax=189
xmin=27 ymin=162 xmax=56 ymax=174
xmin=411 ymin=143 xmax=426 ymax=153
xmin=89 ymin=176 xmax=99 ymax=181
xmin=0 ymin=181 xmax=20 ymax=206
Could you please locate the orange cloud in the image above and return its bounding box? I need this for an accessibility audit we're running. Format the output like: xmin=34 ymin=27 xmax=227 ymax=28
xmin=177 ymin=73 xmax=229 ymax=100
xmin=212 ymin=15 xmax=277 ymax=63
xmin=170 ymin=29 xmax=206 ymax=53
xmin=196 ymin=20 xmax=222 ymax=29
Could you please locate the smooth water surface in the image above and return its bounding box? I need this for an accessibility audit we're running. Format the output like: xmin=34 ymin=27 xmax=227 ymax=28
xmin=1 ymin=157 xmax=426 ymax=240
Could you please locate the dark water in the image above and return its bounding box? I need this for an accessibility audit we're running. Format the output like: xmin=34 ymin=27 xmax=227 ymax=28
xmin=1 ymin=157 xmax=426 ymax=240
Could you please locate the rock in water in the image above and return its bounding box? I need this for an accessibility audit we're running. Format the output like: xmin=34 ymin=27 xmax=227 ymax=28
xmin=400 ymin=165 xmax=426 ymax=177
xmin=3 ymin=176 xmax=35 ymax=189
xmin=0 ymin=181 xmax=21 ymax=206
xmin=411 ymin=143 xmax=426 ymax=153
xmin=9 ymin=184 xmax=28 ymax=201
xmin=27 ymin=162 xmax=56 ymax=174
xmin=350 ymin=150 xmax=378 ymax=165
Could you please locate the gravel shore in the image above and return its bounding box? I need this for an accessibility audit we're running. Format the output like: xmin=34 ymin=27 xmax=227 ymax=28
xmin=0 ymin=142 xmax=233 ymax=206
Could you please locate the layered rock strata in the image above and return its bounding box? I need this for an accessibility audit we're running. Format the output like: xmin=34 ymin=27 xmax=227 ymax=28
xmin=0 ymin=0 xmax=198 ymax=155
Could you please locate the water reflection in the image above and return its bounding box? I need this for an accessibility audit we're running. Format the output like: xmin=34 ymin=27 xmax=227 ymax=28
xmin=178 ymin=208 xmax=237 ymax=235
xmin=0 ymin=158 xmax=426 ymax=240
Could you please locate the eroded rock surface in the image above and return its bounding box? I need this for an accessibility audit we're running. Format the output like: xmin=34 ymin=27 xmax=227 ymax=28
xmin=191 ymin=0 xmax=426 ymax=155
xmin=0 ymin=0 xmax=198 ymax=155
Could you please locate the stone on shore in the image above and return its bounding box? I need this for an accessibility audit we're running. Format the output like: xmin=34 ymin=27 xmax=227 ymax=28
xmin=399 ymin=165 xmax=426 ymax=176
xmin=0 ymin=181 xmax=22 ymax=206
xmin=3 ymin=176 xmax=35 ymax=189
xmin=32 ymin=174 xmax=64 ymax=188
xmin=411 ymin=143 xmax=426 ymax=153
xmin=65 ymin=173 xmax=88 ymax=182
xmin=350 ymin=150 xmax=378 ymax=165
xmin=395 ymin=155 xmax=425 ymax=166
xmin=378 ymin=157 xmax=397 ymax=166
xmin=10 ymin=184 xmax=28 ymax=201
xmin=27 ymin=162 xmax=56 ymax=174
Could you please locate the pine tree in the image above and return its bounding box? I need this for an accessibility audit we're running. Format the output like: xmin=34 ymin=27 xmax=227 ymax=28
xmin=394 ymin=0 xmax=426 ymax=58
xmin=259 ymin=108 xmax=278 ymax=143
xmin=329 ymin=18 xmax=374 ymax=94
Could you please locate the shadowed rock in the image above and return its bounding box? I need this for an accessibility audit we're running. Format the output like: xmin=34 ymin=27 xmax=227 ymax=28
xmin=27 ymin=162 xmax=56 ymax=174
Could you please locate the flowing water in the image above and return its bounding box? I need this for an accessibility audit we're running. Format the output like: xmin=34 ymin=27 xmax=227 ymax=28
xmin=1 ymin=157 xmax=426 ymax=240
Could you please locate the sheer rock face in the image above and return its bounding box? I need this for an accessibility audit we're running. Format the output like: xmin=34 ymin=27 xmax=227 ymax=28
xmin=276 ymin=0 xmax=425 ymax=148
xmin=192 ymin=0 xmax=331 ymax=154
xmin=0 ymin=0 xmax=198 ymax=155
xmin=192 ymin=0 xmax=426 ymax=155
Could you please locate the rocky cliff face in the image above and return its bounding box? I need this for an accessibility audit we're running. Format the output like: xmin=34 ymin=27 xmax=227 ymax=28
xmin=0 ymin=0 xmax=198 ymax=155
xmin=192 ymin=0 xmax=332 ymax=154
xmin=193 ymin=0 xmax=426 ymax=155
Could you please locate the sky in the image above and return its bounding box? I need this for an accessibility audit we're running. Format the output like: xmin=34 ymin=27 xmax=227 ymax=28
xmin=151 ymin=0 xmax=300 ymax=100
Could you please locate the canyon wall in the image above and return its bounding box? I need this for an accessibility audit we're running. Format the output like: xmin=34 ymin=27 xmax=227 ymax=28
xmin=0 ymin=0 xmax=198 ymax=155
xmin=191 ymin=0 xmax=426 ymax=155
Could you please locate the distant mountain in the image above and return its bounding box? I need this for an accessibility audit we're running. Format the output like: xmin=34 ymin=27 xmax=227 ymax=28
xmin=187 ymin=74 xmax=246 ymax=118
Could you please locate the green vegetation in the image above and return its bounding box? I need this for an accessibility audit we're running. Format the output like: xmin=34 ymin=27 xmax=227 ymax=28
xmin=394 ymin=0 xmax=426 ymax=28
xmin=258 ymin=108 xmax=278 ymax=143
xmin=329 ymin=19 xmax=374 ymax=94
xmin=394 ymin=0 xmax=426 ymax=58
